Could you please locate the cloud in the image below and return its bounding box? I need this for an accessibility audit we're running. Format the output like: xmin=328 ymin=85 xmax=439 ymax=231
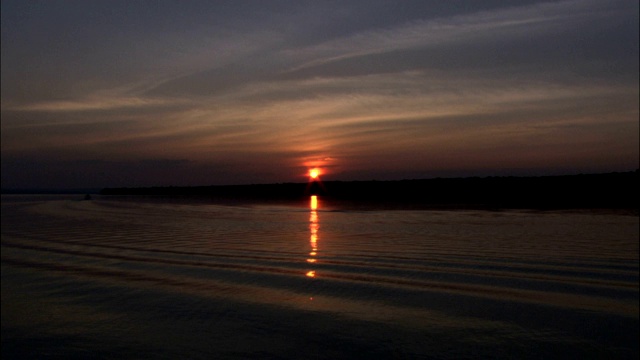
xmin=284 ymin=0 xmax=631 ymax=72
xmin=1 ymin=0 xmax=637 ymax=187
xmin=3 ymin=96 xmax=189 ymax=113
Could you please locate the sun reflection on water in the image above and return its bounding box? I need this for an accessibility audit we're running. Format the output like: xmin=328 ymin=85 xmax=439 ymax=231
xmin=307 ymin=195 xmax=319 ymax=277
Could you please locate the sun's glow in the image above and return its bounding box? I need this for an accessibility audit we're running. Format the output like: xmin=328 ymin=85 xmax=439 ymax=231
xmin=309 ymin=168 xmax=320 ymax=179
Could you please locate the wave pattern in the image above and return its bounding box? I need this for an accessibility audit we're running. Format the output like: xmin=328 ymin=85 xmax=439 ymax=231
xmin=2 ymin=196 xmax=638 ymax=359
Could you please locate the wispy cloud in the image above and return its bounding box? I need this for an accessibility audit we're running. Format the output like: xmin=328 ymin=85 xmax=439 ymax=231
xmin=3 ymin=96 xmax=189 ymax=113
xmin=1 ymin=0 xmax=637 ymax=186
xmin=285 ymin=0 xmax=623 ymax=71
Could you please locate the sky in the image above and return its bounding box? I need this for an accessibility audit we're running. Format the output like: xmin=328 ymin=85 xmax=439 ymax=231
xmin=1 ymin=0 xmax=638 ymax=189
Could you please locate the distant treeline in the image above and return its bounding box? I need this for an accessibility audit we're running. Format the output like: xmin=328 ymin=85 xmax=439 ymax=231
xmin=100 ymin=171 xmax=638 ymax=210
xmin=1 ymin=188 xmax=102 ymax=195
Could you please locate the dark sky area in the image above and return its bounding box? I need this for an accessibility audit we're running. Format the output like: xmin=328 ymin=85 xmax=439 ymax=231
xmin=1 ymin=0 xmax=638 ymax=189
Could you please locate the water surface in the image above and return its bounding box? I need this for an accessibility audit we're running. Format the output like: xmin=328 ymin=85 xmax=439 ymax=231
xmin=2 ymin=195 xmax=638 ymax=359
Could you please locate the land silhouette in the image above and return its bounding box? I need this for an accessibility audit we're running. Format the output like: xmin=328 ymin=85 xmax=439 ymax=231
xmin=100 ymin=171 xmax=638 ymax=210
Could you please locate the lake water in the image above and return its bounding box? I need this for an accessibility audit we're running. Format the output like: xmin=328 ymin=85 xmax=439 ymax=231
xmin=2 ymin=195 xmax=638 ymax=359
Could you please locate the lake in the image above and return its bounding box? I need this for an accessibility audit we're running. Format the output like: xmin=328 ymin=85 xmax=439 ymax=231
xmin=1 ymin=195 xmax=638 ymax=359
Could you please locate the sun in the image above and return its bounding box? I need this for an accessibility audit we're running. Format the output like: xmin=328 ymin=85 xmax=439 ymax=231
xmin=309 ymin=168 xmax=320 ymax=179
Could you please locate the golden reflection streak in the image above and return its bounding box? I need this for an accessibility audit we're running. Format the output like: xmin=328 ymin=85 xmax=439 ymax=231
xmin=307 ymin=195 xmax=319 ymax=277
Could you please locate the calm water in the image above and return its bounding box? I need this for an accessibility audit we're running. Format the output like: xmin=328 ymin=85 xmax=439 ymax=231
xmin=2 ymin=195 xmax=638 ymax=359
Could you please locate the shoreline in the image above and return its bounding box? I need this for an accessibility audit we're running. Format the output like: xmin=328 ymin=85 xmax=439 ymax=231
xmin=97 ymin=171 xmax=638 ymax=211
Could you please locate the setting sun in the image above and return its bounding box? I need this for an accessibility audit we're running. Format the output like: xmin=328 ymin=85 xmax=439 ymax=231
xmin=309 ymin=168 xmax=320 ymax=179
